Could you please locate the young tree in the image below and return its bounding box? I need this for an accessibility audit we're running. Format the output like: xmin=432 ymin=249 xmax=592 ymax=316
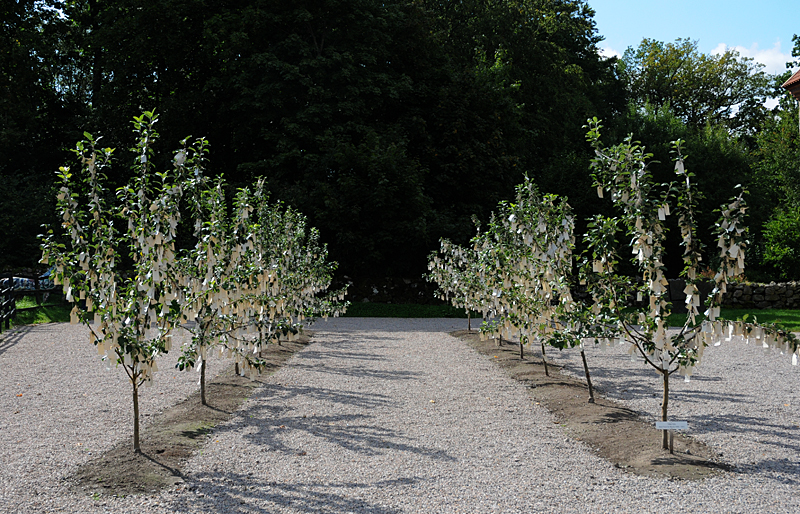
xmin=233 ymin=180 xmax=349 ymax=366
xmin=584 ymin=118 xmax=798 ymax=449
xmin=427 ymin=237 xmax=492 ymax=331
xmin=175 ymin=177 xmax=349 ymax=399
xmin=430 ymin=178 xmax=595 ymax=385
xmin=473 ymin=182 xmax=575 ymax=367
xmin=474 ymin=178 xmax=611 ymax=397
xmin=41 ymin=111 xmax=192 ymax=452
xmin=174 ymin=172 xmax=235 ymax=406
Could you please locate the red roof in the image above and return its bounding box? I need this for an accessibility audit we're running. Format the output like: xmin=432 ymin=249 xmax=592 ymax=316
xmin=782 ymin=69 xmax=800 ymax=89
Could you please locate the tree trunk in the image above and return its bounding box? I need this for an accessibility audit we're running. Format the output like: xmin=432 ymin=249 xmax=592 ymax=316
xmin=519 ymin=337 xmax=524 ymax=359
xmin=541 ymin=340 xmax=549 ymax=376
xmin=132 ymin=373 xmax=141 ymax=453
xmin=200 ymin=359 xmax=207 ymax=406
xmin=580 ymin=348 xmax=595 ymax=403
xmin=662 ymin=369 xmax=670 ymax=450
xmin=235 ymin=362 xmax=240 ymax=376
xmin=199 ymin=321 xmax=208 ymax=405
xmin=468 ymin=312 xmax=471 ymax=331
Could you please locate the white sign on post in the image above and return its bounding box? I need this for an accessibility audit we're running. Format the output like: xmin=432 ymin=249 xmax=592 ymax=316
xmin=656 ymin=421 xmax=688 ymax=430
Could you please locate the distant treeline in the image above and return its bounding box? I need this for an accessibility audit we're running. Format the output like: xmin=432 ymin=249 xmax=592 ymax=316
xmin=3 ymin=1 xmax=799 ymax=283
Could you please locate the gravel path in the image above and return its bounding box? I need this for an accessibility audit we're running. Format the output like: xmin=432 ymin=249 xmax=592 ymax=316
xmin=1 ymin=319 xmax=798 ymax=513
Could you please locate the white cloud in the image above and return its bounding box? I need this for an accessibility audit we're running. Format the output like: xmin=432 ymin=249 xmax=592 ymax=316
xmin=598 ymin=46 xmax=621 ymax=60
xmin=710 ymin=41 xmax=793 ymax=75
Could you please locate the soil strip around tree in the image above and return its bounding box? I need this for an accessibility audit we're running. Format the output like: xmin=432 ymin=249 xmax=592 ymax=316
xmin=451 ymin=329 xmax=732 ymax=481
xmin=70 ymin=334 xmax=312 ymax=497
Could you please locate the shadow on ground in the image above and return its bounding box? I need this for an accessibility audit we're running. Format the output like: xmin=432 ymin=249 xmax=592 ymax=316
xmin=452 ymin=330 xmax=732 ymax=480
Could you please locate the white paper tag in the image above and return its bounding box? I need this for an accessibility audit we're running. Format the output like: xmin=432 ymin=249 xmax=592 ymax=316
xmin=656 ymin=421 xmax=688 ymax=430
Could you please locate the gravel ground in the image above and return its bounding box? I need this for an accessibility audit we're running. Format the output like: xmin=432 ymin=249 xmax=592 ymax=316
xmin=0 ymin=318 xmax=798 ymax=513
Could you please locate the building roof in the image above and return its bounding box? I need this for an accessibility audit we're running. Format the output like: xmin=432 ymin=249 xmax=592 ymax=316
xmin=782 ymin=69 xmax=800 ymax=90
xmin=783 ymin=69 xmax=800 ymax=100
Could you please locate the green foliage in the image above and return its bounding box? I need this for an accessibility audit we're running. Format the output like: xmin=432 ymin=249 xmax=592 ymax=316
xmin=789 ymin=34 xmax=800 ymax=70
xmin=762 ymin=206 xmax=800 ymax=281
xmin=41 ymin=111 xmax=192 ymax=452
xmin=174 ymin=165 xmax=348 ymax=385
xmin=752 ymin=100 xmax=800 ymax=206
xmin=429 ymin=176 xmax=588 ymax=354
xmin=4 ymin=0 xmax=623 ymax=282
xmin=609 ymin=102 xmax=754 ymax=272
xmin=620 ymin=38 xmax=773 ymax=134
xmin=583 ymin=119 xmax=800 ymax=449
xmin=0 ymin=0 xmax=86 ymax=269
xmin=41 ymin=111 xmax=348 ymax=447
xmin=750 ymin=72 xmax=800 ymax=279
xmin=585 ymin=118 xmax=751 ymax=374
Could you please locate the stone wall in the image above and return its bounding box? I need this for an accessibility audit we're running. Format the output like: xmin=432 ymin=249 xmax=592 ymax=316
xmin=721 ymin=282 xmax=800 ymax=309
xmin=622 ymin=279 xmax=800 ymax=311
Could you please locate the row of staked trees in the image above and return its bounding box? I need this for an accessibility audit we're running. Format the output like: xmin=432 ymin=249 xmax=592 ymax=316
xmin=41 ymin=112 xmax=348 ymax=452
xmin=428 ymin=122 xmax=799 ymax=449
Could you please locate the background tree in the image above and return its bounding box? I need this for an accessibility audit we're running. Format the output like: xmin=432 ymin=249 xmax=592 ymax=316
xmin=423 ymin=0 xmax=624 ymax=228
xmin=620 ymin=38 xmax=773 ymax=135
xmin=749 ymin=39 xmax=800 ymax=281
xmin=14 ymin=1 xmax=798 ymax=297
xmin=0 ymin=0 xmax=89 ymax=269
xmin=35 ymin=0 xmax=620 ymax=284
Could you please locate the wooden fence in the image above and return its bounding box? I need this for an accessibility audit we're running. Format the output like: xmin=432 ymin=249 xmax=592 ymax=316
xmin=0 ymin=275 xmax=15 ymax=332
xmin=0 ymin=272 xmax=57 ymax=333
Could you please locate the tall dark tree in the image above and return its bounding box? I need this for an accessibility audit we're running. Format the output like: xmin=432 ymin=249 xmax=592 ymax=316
xmin=3 ymin=0 xmax=624 ymax=285
xmin=0 ymin=0 xmax=87 ymax=269
xmin=424 ymin=0 xmax=623 ymax=166
xmin=420 ymin=0 xmax=624 ymax=253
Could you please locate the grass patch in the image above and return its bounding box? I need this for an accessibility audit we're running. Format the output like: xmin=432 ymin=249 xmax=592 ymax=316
xmin=15 ymin=295 xmax=61 ymax=309
xmin=667 ymin=308 xmax=800 ymax=331
xmin=12 ymin=295 xmax=71 ymax=326
xmin=342 ymin=302 xmax=800 ymax=330
xmin=342 ymin=302 xmax=476 ymax=318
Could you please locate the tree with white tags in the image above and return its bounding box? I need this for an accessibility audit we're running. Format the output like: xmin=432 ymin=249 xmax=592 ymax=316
xmin=584 ymin=118 xmax=798 ymax=449
xmin=41 ymin=111 xmax=190 ymax=452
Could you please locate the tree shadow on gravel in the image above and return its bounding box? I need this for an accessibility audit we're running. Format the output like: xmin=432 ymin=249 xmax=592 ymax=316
xmin=681 ymin=412 xmax=800 ymax=479
xmin=556 ymin=355 xmax=750 ymax=405
xmin=733 ymin=459 xmax=800 ymax=485
xmin=452 ymin=330 xmax=732 ymax=481
xmin=299 ymin=350 xmax=388 ymax=362
xmin=70 ymin=335 xmax=313 ymax=498
xmin=289 ymin=361 xmax=423 ymax=381
xmin=71 ymin=331 xmax=452 ymax=501
xmin=164 ymin=470 xmax=410 ymax=513
xmin=213 ymin=383 xmax=456 ymax=461
xmin=0 ymin=325 xmax=32 ymax=357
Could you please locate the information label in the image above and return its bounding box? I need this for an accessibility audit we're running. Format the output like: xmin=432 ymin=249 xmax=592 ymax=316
xmin=656 ymin=421 xmax=688 ymax=430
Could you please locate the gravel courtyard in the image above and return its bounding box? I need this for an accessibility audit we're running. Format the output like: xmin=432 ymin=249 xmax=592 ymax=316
xmin=0 ymin=319 xmax=798 ymax=513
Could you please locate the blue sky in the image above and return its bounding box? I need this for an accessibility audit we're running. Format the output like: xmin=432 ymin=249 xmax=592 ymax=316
xmin=588 ymin=0 xmax=798 ymax=75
